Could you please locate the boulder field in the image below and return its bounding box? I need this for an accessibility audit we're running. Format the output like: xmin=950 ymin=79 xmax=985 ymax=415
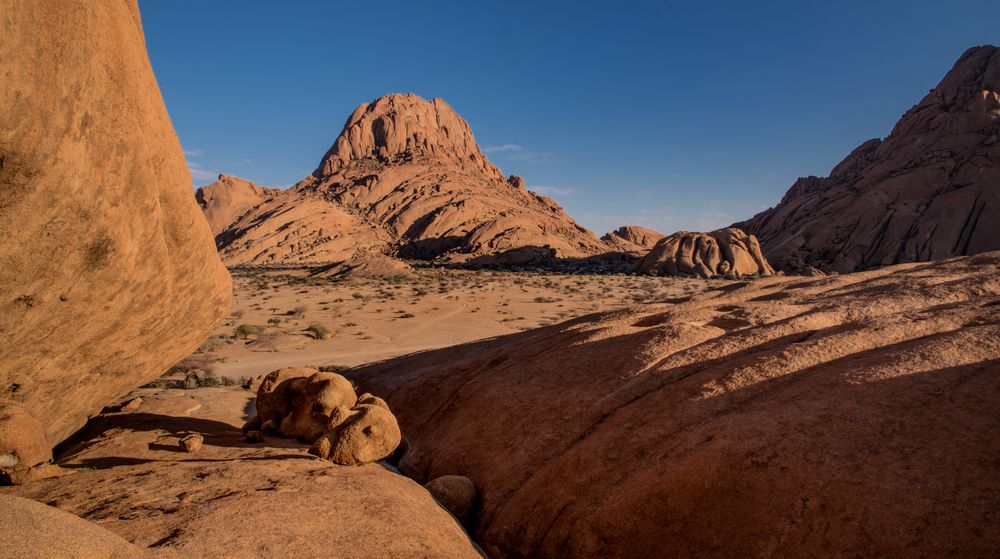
xmin=348 ymin=252 xmax=1000 ymax=558
xmin=2 ymin=387 xmax=482 ymax=558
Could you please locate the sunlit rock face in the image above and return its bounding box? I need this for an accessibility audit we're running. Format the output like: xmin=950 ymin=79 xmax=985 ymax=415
xmin=738 ymin=45 xmax=1000 ymax=273
xmin=0 ymin=0 xmax=231 ymax=446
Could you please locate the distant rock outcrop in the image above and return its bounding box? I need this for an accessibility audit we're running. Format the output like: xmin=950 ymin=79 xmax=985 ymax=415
xmin=348 ymin=251 xmax=1000 ymax=559
xmin=601 ymin=226 xmax=665 ymax=254
xmin=0 ymin=0 xmax=231 ymax=447
xmin=738 ymin=45 xmax=1000 ymax=272
xmin=196 ymin=174 xmax=279 ymax=236
xmin=202 ymin=94 xmax=606 ymax=267
xmin=637 ymin=228 xmax=774 ymax=277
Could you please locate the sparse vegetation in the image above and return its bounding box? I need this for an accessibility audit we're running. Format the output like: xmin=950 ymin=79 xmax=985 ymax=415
xmin=306 ymin=323 xmax=331 ymax=340
xmin=234 ymin=324 xmax=265 ymax=339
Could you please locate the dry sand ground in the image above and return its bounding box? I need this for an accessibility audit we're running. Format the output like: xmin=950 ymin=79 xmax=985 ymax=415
xmin=184 ymin=268 xmax=728 ymax=380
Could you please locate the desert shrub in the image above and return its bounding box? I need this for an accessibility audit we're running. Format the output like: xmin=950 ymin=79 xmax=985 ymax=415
xmin=306 ymin=323 xmax=331 ymax=340
xmin=399 ymin=312 xmax=416 ymax=319
xmin=234 ymin=324 xmax=264 ymax=339
xmin=199 ymin=335 xmax=228 ymax=352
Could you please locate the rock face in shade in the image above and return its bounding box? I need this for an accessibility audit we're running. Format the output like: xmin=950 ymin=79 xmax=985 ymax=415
xmin=196 ymin=174 xmax=280 ymax=237
xmin=601 ymin=225 xmax=665 ymax=254
xmin=0 ymin=0 xmax=231 ymax=446
xmin=203 ymin=94 xmax=606 ymax=266
xmin=737 ymin=45 xmax=1000 ymax=273
xmin=637 ymin=228 xmax=774 ymax=277
xmin=347 ymin=252 xmax=1000 ymax=559
xmin=0 ymin=495 xmax=145 ymax=559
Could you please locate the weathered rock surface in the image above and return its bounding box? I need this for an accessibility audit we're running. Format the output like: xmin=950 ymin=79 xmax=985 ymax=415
xmin=637 ymin=228 xmax=774 ymax=277
xmin=425 ymin=475 xmax=478 ymax=527
xmin=348 ymin=252 xmax=1000 ymax=558
xmin=0 ymin=0 xmax=231 ymax=446
xmin=0 ymin=494 xmax=145 ymax=559
xmin=601 ymin=225 xmax=665 ymax=254
xmin=0 ymin=400 xmax=51 ymax=482
xmin=203 ymin=94 xmax=606 ymax=266
xmin=2 ymin=387 xmax=481 ymax=559
xmin=738 ymin=45 xmax=1000 ymax=273
xmin=244 ymin=368 xmax=401 ymax=465
xmin=195 ymin=174 xmax=280 ymax=237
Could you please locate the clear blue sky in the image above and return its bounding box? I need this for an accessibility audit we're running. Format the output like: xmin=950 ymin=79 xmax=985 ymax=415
xmin=139 ymin=0 xmax=998 ymax=235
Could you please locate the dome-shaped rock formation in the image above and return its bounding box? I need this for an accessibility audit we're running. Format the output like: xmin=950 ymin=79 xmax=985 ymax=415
xmin=737 ymin=45 xmax=1000 ymax=273
xmin=601 ymin=225 xmax=665 ymax=254
xmin=202 ymin=94 xmax=606 ymax=266
xmin=637 ymin=228 xmax=774 ymax=277
xmin=196 ymin=174 xmax=280 ymax=237
xmin=0 ymin=0 xmax=231 ymax=446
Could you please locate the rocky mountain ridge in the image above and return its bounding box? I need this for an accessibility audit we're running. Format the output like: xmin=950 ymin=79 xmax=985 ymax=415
xmin=201 ymin=94 xmax=607 ymax=268
xmin=738 ymin=45 xmax=1000 ymax=272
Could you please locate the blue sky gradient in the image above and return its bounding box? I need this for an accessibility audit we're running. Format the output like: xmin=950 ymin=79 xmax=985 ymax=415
xmin=139 ymin=0 xmax=999 ymax=234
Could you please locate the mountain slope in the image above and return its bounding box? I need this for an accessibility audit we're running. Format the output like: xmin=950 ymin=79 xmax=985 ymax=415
xmin=203 ymin=94 xmax=606 ymax=266
xmin=196 ymin=174 xmax=280 ymax=236
xmin=737 ymin=45 xmax=1000 ymax=272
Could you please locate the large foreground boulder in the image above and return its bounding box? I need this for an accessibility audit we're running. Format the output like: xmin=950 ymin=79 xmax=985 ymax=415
xmin=0 ymin=0 xmax=231 ymax=446
xmin=349 ymin=252 xmax=1000 ymax=558
xmin=637 ymin=227 xmax=774 ymax=277
xmin=0 ymin=494 xmax=145 ymax=558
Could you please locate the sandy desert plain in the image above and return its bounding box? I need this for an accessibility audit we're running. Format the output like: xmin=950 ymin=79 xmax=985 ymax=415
xmin=182 ymin=268 xmax=726 ymax=381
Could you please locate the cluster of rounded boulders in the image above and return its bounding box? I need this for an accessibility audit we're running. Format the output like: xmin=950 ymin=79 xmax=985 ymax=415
xmin=348 ymin=252 xmax=1000 ymax=558
xmin=2 ymin=387 xmax=482 ymax=558
xmin=202 ymin=94 xmax=608 ymax=267
xmin=243 ymin=368 xmax=401 ymax=465
xmin=738 ymin=45 xmax=1000 ymax=273
xmin=637 ymin=227 xmax=774 ymax=277
xmin=0 ymin=0 xmax=231 ymax=447
xmin=601 ymin=225 xmax=665 ymax=254
xmin=0 ymin=495 xmax=145 ymax=559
